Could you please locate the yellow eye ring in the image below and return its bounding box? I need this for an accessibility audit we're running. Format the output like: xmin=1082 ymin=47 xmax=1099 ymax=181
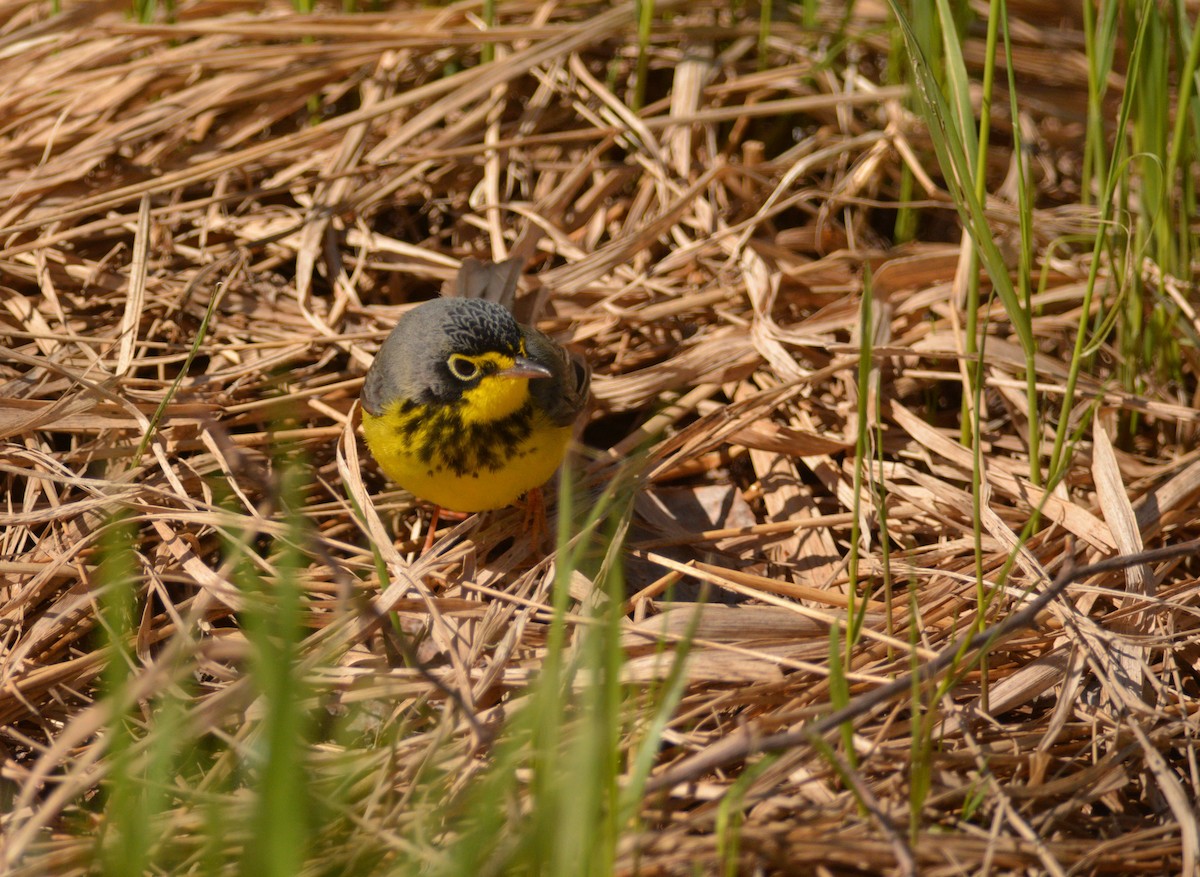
xmin=447 ymin=354 xmax=480 ymax=382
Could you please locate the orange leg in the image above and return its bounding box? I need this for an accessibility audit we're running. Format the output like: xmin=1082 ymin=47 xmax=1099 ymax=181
xmin=419 ymin=505 xmax=469 ymax=552
xmin=421 ymin=505 xmax=443 ymax=553
xmin=520 ymin=487 xmax=550 ymax=548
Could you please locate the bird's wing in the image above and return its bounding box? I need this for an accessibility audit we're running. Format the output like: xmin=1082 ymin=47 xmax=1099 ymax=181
xmin=524 ymin=327 xmax=591 ymax=428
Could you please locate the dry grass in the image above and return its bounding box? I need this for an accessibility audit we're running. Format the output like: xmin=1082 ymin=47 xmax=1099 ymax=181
xmin=2 ymin=1 xmax=1199 ymax=875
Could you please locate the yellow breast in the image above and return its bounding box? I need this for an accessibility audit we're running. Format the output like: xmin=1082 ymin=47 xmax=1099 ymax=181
xmin=362 ymin=388 xmax=572 ymax=513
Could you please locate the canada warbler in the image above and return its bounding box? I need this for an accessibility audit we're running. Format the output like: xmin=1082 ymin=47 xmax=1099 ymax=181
xmin=361 ymin=259 xmax=589 ymax=513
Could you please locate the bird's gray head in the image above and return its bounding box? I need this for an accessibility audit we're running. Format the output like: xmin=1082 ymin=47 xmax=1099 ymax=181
xmin=361 ymin=298 xmax=524 ymax=414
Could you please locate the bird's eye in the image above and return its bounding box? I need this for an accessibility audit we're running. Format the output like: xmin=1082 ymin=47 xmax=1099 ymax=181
xmin=447 ymin=354 xmax=481 ymax=381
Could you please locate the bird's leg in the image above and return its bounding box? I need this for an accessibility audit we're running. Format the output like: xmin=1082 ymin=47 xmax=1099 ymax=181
xmin=421 ymin=505 xmax=443 ymax=553
xmin=519 ymin=487 xmax=550 ymax=549
xmin=420 ymin=505 xmax=469 ymax=552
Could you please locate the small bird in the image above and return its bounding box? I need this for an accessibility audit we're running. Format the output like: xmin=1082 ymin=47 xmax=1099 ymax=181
xmin=361 ymin=259 xmax=589 ymax=518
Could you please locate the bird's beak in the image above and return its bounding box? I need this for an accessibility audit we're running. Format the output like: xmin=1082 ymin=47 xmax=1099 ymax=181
xmin=497 ymin=356 xmax=553 ymax=380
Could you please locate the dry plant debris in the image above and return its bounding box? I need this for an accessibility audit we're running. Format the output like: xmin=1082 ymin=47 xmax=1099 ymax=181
xmin=0 ymin=1 xmax=1198 ymax=875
